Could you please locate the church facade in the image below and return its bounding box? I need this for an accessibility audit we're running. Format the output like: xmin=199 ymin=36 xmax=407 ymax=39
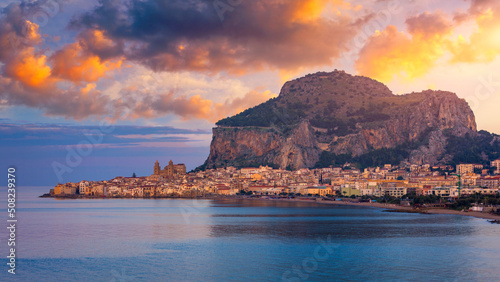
xmin=153 ymin=160 xmax=186 ymax=177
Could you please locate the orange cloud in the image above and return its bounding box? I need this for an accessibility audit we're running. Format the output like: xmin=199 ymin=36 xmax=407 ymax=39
xmin=213 ymin=89 xmax=277 ymax=121
xmin=0 ymin=75 xmax=111 ymax=120
xmin=4 ymin=47 xmax=53 ymax=88
xmin=113 ymin=87 xmax=276 ymax=122
xmin=356 ymin=2 xmax=500 ymax=82
xmin=0 ymin=20 xmax=57 ymax=89
xmin=291 ymin=0 xmax=332 ymax=23
xmin=1 ymin=16 xmax=122 ymax=89
xmin=0 ymin=12 xmax=273 ymax=122
xmin=450 ymin=5 xmax=500 ymax=63
xmin=25 ymin=20 xmax=42 ymax=42
xmin=356 ymin=26 xmax=446 ymax=82
xmin=356 ymin=12 xmax=452 ymax=82
xmin=0 ymin=8 xmax=123 ymax=120
xmin=50 ymin=40 xmax=123 ymax=84
xmin=291 ymin=0 xmax=361 ymax=22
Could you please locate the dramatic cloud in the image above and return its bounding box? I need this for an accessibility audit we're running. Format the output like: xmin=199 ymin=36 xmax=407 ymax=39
xmin=450 ymin=0 xmax=500 ymax=63
xmin=0 ymin=77 xmax=111 ymax=120
xmin=356 ymin=0 xmax=500 ymax=82
xmin=50 ymin=30 xmax=124 ymax=84
xmin=3 ymin=0 xmax=500 ymax=122
xmin=0 ymin=4 xmax=41 ymax=60
xmin=72 ymin=0 xmax=372 ymax=77
xmin=213 ymin=89 xmax=277 ymax=120
xmin=1 ymin=0 xmax=330 ymax=121
xmin=0 ymin=5 xmax=55 ymax=88
xmin=0 ymin=3 xmax=119 ymax=119
xmin=406 ymin=11 xmax=452 ymax=39
xmin=4 ymin=46 xmax=54 ymax=88
xmin=114 ymin=87 xmax=277 ymax=122
xmin=355 ymin=11 xmax=452 ymax=82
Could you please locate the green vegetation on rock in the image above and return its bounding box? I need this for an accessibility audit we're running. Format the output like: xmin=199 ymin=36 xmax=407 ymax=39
xmin=445 ymin=130 xmax=500 ymax=166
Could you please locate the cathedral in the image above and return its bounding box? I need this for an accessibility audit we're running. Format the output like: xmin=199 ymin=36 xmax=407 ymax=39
xmin=153 ymin=160 xmax=186 ymax=177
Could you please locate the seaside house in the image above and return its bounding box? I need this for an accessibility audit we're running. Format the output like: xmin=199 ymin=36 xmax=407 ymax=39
xmin=427 ymin=187 xmax=450 ymax=197
xmin=478 ymin=176 xmax=500 ymax=189
xmin=79 ymin=181 xmax=89 ymax=195
xmin=54 ymin=183 xmax=63 ymax=195
xmin=340 ymin=184 xmax=360 ymax=197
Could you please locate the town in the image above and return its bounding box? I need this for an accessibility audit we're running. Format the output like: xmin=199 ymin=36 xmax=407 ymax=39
xmin=49 ymin=159 xmax=500 ymax=209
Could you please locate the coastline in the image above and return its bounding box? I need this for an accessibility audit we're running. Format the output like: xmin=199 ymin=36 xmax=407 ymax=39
xmin=40 ymin=194 xmax=229 ymax=200
xmin=259 ymin=197 xmax=500 ymax=221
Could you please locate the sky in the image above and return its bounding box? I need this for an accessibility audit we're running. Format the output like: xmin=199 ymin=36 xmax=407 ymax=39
xmin=1 ymin=0 xmax=500 ymax=185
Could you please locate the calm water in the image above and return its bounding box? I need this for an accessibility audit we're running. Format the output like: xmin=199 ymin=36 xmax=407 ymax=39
xmin=1 ymin=187 xmax=500 ymax=281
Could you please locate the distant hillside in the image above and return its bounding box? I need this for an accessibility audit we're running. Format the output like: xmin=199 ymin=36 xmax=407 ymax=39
xmin=200 ymin=70 xmax=499 ymax=170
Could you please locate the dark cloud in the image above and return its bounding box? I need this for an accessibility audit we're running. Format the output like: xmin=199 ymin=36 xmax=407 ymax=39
xmin=76 ymin=28 xmax=125 ymax=61
xmin=406 ymin=11 xmax=452 ymax=38
xmin=0 ymin=3 xmax=43 ymax=61
xmin=1 ymin=0 xmax=328 ymax=121
xmin=71 ymin=0 xmax=373 ymax=75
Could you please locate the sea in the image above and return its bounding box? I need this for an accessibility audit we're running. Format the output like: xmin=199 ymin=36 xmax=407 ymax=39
xmin=1 ymin=186 xmax=500 ymax=281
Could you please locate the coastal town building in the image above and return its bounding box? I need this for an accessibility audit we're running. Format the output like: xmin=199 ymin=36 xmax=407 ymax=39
xmin=51 ymin=162 xmax=500 ymax=200
xmin=79 ymin=181 xmax=89 ymax=195
xmin=54 ymin=183 xmax=62 ymax=195
xmin=492 ymin=159 xmax=500 ymax=174
xmin=478 ymin=176 xmax=500 ymax=189
xmin=54 ymin=182 xmax=77 ymax=195
xmin=154 ymin=160 xmax=186 ymax=177
xmin=383 ymin=187 xmax=407 ymax=198
xmin=459 ymin=164 xmax=474 ymax=174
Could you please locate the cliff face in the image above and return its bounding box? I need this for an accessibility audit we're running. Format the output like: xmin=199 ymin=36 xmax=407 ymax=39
xmin=329 ymin=90 xmax=476 ymax=156
xmin=203 ymin=71 xmax=477 ymax=169
xmin=205 ymin=121 xmax=321 ymax=169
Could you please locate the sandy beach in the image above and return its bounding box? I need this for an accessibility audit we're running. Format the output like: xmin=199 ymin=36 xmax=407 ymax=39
xmin=262 ymin=197 xmax=500 ymax=221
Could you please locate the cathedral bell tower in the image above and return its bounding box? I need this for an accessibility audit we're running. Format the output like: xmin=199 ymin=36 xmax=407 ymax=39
xmin=154 ymin=160 xmax=161 ymax=175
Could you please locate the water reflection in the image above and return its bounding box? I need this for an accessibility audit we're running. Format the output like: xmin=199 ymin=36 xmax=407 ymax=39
xmin=207 ymin=199 xmax=476 ymax=240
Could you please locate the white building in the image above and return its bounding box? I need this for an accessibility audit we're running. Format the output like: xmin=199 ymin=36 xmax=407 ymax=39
xmin=491 ymin=159 xmax=500 ymax=174
xmin=79 ymin=181 xmax=89 ymax=195
xmin=456 ymin=164 xmax=473 ymax=175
